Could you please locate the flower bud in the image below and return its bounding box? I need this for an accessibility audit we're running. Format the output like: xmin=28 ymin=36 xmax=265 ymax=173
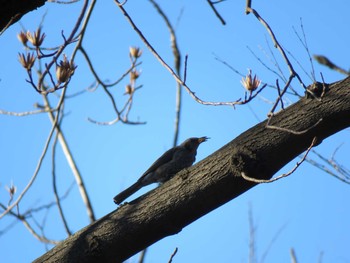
xmin=18 ymin=53 xmax=36 ymax=70
xmin=130 ymin=70 xmax=140 ymax=82
xmin=17 ymin=31 xmax=28 ymax=46
xmin=56 ymin=55 xmax=76 ymax=83
xmin=125 ymin=84 xmax=133 ymax=95
xmin=26 ymin=28 xmax=45 ymax=47
xmin=129 ymin=46 xmax=142 ymax=59
xmin=241 ymin=69 xmax=261 ymax=92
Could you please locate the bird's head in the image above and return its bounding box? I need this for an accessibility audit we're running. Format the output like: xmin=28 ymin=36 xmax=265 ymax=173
xmin=182 ymin=136 xmax=209 ymax=151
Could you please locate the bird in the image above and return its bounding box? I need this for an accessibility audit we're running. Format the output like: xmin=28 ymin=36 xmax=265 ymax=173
xmin=113 ymin=137 xmax=208 ymax=205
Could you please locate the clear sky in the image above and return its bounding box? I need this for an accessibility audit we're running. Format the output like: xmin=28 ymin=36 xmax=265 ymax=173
xmin=1 ymin=1 xmax=349 ymax=262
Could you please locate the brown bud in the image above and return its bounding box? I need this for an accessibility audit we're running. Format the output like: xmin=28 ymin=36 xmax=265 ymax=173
xmin=18 ymin=53 xmax=36 ymax=70
xmin=5 ymin=182 xmax=17 ymax=197
xmin=241 ymin=69 xmax=261 ymax=92
xmin=56 ymin=55 xmax=76 ymax=83
xmin=17 ymin=31 xmax=28 ymax=46
xmin=129 ymin=46 xmax=142 ymax=59
xmin=124 ymin=84 xmax=133 ymax=95
xmin=26 ymin=28 xmax=45 ymax=47
xmin=130 ymin=70 xmax=140 ymax=82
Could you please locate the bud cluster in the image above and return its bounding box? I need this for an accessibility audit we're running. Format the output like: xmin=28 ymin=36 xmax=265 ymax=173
xmin=56 ymin=55 xmax=77 ymax=83
xmin=17 ymin=27 xmax=77 ymax=94
xmin=125 ymin=46 xmax=143 ymax=95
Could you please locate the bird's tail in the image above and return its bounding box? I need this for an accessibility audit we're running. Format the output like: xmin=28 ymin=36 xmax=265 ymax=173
xmin=113 ymin=181 xmax=143 ymax=205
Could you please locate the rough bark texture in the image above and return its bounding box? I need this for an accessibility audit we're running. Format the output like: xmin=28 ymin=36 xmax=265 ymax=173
xmin=0 ymin=0 xmax=46 ymax=33
xmin=34 ymin=77 xmax=350 ymax=263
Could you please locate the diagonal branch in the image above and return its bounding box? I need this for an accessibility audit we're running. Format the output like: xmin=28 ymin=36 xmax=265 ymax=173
xmin=34 ymin=77 xmax=350 ymax=263
xmin=43 ymin=95 xmax=96 ymax=222
xmin=0 ymin=91 xmax=66 ymax=219
xmin=148 ymin=0 xmax=182 ymax=146
xmin=114 ymin=0 xmax=258 ymax=107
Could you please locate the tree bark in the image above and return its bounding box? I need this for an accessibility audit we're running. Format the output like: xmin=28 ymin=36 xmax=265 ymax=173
xmin=34 ymin=77 xmax=350 ymax=263
xmin=0 ymin=0 xmax=46 ymax=33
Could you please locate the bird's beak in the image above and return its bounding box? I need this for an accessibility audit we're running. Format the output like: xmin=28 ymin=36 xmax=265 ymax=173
xmin=198 ymin=136 xmax=209 ymax=143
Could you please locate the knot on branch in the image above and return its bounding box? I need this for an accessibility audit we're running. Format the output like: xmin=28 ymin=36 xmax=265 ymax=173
xmin=230 ymin=147 xmax=270 ymax=181
xmin=305 ymin=82 xmax=329 ymax=99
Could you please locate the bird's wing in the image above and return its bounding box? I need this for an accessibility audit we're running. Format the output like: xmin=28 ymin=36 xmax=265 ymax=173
xmin=139 ymin=146 xmax=177 ymax=180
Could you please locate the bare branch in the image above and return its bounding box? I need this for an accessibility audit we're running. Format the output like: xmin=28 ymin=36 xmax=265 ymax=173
xmin=148 ymin=0 xmax=182 ymax=146
xmin=242 ymin=137 xmax=317 ymax=183
xmin=114 ymin=0 xmax=263 ymax=107
xmin=245 ymin=6 xmax=311 ymax=120
xmin=260 ymin=223 xmax=287 ymax=263
xmin=0 ymin=107 xmax=57 ymax=116
xmin=21 ymin=217 xmax=60 ymax=245
xmin=0 ymin=92 xmax=66 ymax=219
xmin=0 ymin=203 xmax=60 ymax=245
xmin=42 ymin=94 xmax=96 ymax=222
xmin=266 ymin=118 xmax=323 ymax=135
xmin=305 ymin=146 xmax=350 ymax=184
xmin=51 ymin=129 xmax=72 ymax=236
xmin=138 ymin=249 xmax=147 ymax=263
xmin=290 ymin=248 xmax=298 ymax=263
xmin=168 ymin=247 xmax=178 ymax=263
xmin=292 ymin=19 xmax=316 ymax=81
xmin=206 ymin=0 xmax=226 ymax=25
xmin=248 ymin=205 xmax=257 ymax=263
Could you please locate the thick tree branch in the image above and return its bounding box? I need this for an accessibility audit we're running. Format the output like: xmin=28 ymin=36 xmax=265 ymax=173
xmin=0 ymin=0 xmax=47 ymax=34
xmin=34 ymin=77 xmax=350 ymax=263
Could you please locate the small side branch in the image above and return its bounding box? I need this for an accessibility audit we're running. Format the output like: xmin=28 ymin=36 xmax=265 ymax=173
xmin=242 ymin=137 xmax=317 ymax=183
xmin=168 ymin=247 xmax=178 ymax=263
xmin=245 ymin=5 xmax=309 ymax=120
xmin=114 ymin=0 xmax=264 ymax=107
xmin=266 ymin=118 xmax=323 ymax=135
xmin=207 ymin=0 xmax=226 ymax=25
xmin=0 ymin=94 xmax=65 ymax=219
xmin=0 ymin=108 xmax=57 ymax=116
xmin=148 ymin=0 xmax=182 ymax=146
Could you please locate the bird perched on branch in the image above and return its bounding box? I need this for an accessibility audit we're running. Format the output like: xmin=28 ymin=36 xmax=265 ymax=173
xmin=113 ymin=137 xmax=208 ymax=205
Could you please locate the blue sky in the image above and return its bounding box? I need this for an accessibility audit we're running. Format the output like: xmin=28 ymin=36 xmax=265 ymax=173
xmin=1 ymin=1 xmax=349 ymax=262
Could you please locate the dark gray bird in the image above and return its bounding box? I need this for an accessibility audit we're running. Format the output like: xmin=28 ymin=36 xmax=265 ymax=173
xmin=113 ymin=137 xmax=208 ymax=205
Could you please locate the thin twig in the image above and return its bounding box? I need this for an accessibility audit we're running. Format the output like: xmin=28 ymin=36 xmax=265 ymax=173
xmin=0 ymin=92 xmax=66 ymax=219
xmin=74 ymin=2 xmax=144 ymax=125
xmin=242 ymin=137 xmax=317 ymax=183
xmin=51 ymin=127 xmax=72 ymax=236
xmin=168 ymin=247 xmax=178 ymax=263
xmin=0 ymin=108 xmax=57 ymax=116
xmin=114 ymin=0 xmax=256 ymax=107
xmin=0 ymin=203 xmax=60 ymax=245
xmin=290 ymin=248 xmax=298 ymax=263
xmin=30 ymin=0 xmax=91 ymax=93
xmin=207 ymin=0 xmax=226 ymax=25
xmin=305 ymin=147 xmax=350 ymax=184
xmin=266 ymin=118 xmax=322 ymax=135
xmin=43 ymin=94 xmax=96 ymax=222
xmin=260 ymin=222 xmax=287 ymax=263
xmin=246 ymin=7 xmax=308 ymax=120
xmin=247 ymin=8 xmax=305 ymax=86
xmin=248 ymin=205 xmax=256 ymax=263
xmin=21 ymin=217 xmax=60 ymax=245
xmin=250 ymin=44 xmax=285 ymax=84
xmin=275 ymin=80 xmax=284 ymax=110
xmin=148 ymin=0 xmax=182 ymax=146
xmin=138 ymin=249 xmax=147 ymax=263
